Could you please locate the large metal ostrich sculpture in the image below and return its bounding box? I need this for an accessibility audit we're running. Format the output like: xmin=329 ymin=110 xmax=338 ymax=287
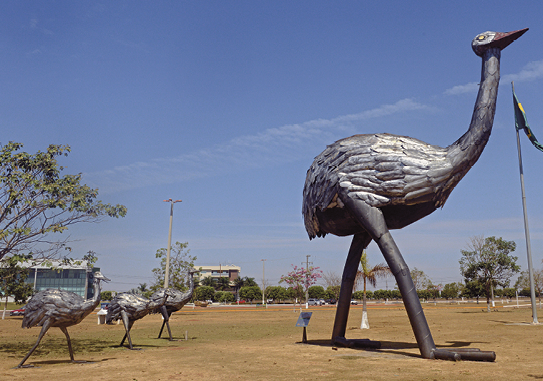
xmin=152 ymin=269 xmax=197 ymax=340
xmin=17 ymin=271 xmax=110 ymax=368
xmin=106 ymin=288 xmax=174 ymax=349
xmin=302 ymin=28 xmax=527 ymax=361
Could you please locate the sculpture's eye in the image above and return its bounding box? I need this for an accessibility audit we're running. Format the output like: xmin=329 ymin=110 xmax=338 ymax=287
xmin=477 ymin=35 xmax=486 ymax=41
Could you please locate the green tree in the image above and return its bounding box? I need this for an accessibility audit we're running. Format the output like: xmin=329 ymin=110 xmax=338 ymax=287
xmin=461 ymin=280 xmax=485 ymax=302
xmin=100 ymin=291 xmax=113 ymax=301
xmin=265 ymin=286 xmax=287 ymax=302
xmin=355 ymin=250 xmax=391 ymax=328
xmin=216 ymin=276 xmax=231 ymax=291
xmin=200 ymin=276 xmax=217 ymax=288
xmin=0 ymin=142 xmax=127 ymax=261
xmin=239 ymin=286 xmax=262 ymax=303
xmin=441 ymin=283 xmax=463 ymax=300
xmin=0 ymin=253 xmax=34 ymax=319
xmin=308 ymin=285 xmax=326 ymax=299
xmin=242 ymin=277 xmax=258 ymax=287
xmin=410 ymin=268 xmax=431 ymax=291
xmin=194 ymin=286 xmax=215 ymax=301
xmin=325 ymin=285 xmax=341 ymax=300
xmin=460 ymin=236 xmax=520 ymax=312
xmin=128 ymin=283 xmax=152 ymax=298
xmin=515 ymin=268 xmax=543 ymax=303
xmin=213 ymin=291 xmax=235 ymax=303
xmin=152 ymin=242 xmax=196 ymax=291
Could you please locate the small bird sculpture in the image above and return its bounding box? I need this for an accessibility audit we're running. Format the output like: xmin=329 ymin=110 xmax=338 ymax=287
xmin=106 ymin=288 xmax=174 ymax=349
xmin=17 ymin=271 xmax=110 ymax=368
xmin=152 ymin=269 xmax=197 ymax=340
xmin=302 ymin=28 xmax=528 ymax=361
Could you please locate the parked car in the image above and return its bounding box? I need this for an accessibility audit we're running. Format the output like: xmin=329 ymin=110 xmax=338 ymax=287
xmin=350 ymin=300 xmax=358 ymax=305
xmin=10 ymin=305 xmax=26 ymax=316
xmin=308 ymin=298 xmax=322 ymax=306
xmin=325 ymin=299 xmax=337 ymax=305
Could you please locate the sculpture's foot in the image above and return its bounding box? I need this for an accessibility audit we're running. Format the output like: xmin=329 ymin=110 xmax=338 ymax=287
xmin=332 ymin=336 xmax=381 ymax=349
xmin=14 ymin=364 xmax=38 ymax=369
xmin=432 ymin=348 xmax=496 ymax=362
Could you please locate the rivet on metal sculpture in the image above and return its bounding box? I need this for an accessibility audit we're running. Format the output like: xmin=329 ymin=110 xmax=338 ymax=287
xmin=153 ymin=269 xmax=198 ymax=341
xmin=106 ymin=288 xmax=175 ymax=350
xmin=302 ymin=28 xmax=528 ymax=362
xmin=17 ymin=271 xmax=111 ymax=368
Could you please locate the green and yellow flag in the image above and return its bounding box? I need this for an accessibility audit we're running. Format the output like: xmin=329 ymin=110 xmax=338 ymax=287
xmin=513 ymin=87 xmax=543 ymax=152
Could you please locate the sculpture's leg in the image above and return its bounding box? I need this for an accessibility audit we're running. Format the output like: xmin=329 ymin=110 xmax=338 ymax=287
xmin=59 ymin=327 xmax=75 ymax=362
xmin=120 ymin=312 xmax=137 ymax=350
xmin=157 ymin=306 xmax=173 ymax=340
xmin=331 ymin=232 xmax=372 ymax=340
xmin=17 ymin=320 xmax=52 ymax=368
xmin=338 ymin=189 xmax=495 ymax=361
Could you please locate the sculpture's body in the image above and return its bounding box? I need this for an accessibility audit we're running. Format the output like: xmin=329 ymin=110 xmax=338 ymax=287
xmin=17 ymin=271 xmax=110 ymax=368
xmin=302 ymin=29 xmax=527 ymax=361
xmin=106 ymin=288 xmax=173 ymax=349
xmin=152 ymin=269 xmax=197 ymax=340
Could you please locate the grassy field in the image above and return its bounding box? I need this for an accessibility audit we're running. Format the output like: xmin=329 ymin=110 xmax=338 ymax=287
xmin=1 ymin=302 xmax=543 ymax=380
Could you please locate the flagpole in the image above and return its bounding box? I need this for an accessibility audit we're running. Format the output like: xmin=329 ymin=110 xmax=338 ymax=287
xmin=512 ymin=81 xmax=539 ymax=324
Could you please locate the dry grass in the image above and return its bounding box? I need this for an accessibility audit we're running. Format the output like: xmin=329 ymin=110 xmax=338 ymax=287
xmin=1 ymin=302 xmax=543 ymax=380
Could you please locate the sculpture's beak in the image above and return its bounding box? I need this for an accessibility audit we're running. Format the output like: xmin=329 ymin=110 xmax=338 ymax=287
xmin=95 ymin=272 xmax=111 ymax=282
xmin=492 ymin=28 xmax=529 ymax=50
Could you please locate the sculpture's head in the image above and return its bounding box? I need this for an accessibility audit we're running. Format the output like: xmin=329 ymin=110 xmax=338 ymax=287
xmin=92 ymin=271 xmax=111 ymax=282
xmin=472 ymin=28 xmax=528 ymax=56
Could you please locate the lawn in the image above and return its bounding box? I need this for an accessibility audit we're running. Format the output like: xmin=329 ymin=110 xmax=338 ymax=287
xmin=1 ymin=302 xmax=542 ymax=380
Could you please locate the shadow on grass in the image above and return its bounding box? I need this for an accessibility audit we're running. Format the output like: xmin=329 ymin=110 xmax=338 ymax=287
xmin=14 ymin=357 xmax=116 ymax=369
xmin=298 ymin=338 xmax=488 ymax=360
xmin=0 ymin=337 xmax=119 ymax=357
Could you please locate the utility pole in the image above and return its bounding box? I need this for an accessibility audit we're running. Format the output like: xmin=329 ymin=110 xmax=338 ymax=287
xmin=163 ymin=198 xmax=182 ymax=288
xmin=261 ymin=259 xmax=266 ymax=305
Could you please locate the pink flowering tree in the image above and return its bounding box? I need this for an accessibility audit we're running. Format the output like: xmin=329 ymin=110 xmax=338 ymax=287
xmin=279 ymin=265 xmax=323 ymax=302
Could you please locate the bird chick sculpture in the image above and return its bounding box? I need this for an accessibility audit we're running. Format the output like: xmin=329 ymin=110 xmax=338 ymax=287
xmin=17 ymin=271 xmax=110 ymax=368
xmin=106 ymin=288 xmax=175 ymax=349
xmin=302 ymin=28 xmax=528 ymax=361
xmin=152 ymin=269 xmax=198 ymax=340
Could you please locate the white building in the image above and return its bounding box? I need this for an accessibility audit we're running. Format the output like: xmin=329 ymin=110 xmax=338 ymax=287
xmin=195 ymin=265 xmax=240 ymax=285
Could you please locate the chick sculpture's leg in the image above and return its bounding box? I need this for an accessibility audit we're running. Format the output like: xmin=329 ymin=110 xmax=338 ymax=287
xmin=338 ymin=189 xmax=495 ymax=361
xmin=17 ymin=320 xmax=52 ymax=368
xmin=157 ymin=305 xmax=173 ymax=340
xmin=120 ymin=312 xmax=139 ymax=350
xmin=59 ymin=327 xmax=75 ymax=362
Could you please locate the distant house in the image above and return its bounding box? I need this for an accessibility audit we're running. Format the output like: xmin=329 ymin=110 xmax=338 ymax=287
xmin=195 ymin=265 xmax=240 ymax=285
xmin=20 ymin=260 xmax=99 ymax=299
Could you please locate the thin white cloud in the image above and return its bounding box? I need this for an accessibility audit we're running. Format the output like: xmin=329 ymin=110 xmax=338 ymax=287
xmin=444 ymin=82 xmax=479 ymax=95
xmin=85 ymin=98 xmax=429 ymax=193
xmin=503 ymin=59 xmax=543 ymax=83
xmin=444 ymin=59 xmax=543 ymax=95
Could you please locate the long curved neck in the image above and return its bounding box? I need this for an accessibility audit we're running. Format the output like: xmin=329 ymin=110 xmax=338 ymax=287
xmin=448 ymin=47 xmax=501 ymax=168
xmin=83 ymin=279 xmax=102 ymax=310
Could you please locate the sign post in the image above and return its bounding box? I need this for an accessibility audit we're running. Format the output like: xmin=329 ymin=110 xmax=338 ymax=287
xmin=295 ymin=311 xmax=312 ymax=343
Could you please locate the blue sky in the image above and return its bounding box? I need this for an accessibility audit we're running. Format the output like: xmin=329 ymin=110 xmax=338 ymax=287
xmin=2 ymin=1 xmax=543 ymax=292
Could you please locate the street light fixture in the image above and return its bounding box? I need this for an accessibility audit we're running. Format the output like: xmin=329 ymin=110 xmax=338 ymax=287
xmin=163 ymin=198 xmax=182 ymax=288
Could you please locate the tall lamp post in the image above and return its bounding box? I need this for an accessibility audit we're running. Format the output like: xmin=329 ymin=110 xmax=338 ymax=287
xmin=163 ymin=198 xmax=182 ymax=288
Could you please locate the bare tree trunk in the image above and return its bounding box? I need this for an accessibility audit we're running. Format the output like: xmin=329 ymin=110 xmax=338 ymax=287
xmin=361 ymin=278 xmax=369 ymax=329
